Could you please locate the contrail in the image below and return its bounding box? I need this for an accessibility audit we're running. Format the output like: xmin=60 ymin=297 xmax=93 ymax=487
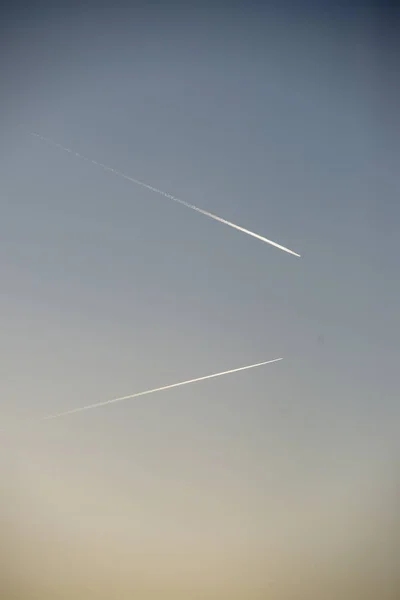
xmin=27 ymin=130 xmax=301 ymax=257
xmin=35 ymin=358 xmax=283 ymax=424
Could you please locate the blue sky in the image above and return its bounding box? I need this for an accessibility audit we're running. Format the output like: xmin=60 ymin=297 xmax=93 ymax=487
xmin=1 ymin=3 xmax=399 ymax=597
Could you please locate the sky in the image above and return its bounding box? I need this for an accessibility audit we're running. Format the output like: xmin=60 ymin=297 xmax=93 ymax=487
xmin=1 ymin=2 xmax=399 ymax=598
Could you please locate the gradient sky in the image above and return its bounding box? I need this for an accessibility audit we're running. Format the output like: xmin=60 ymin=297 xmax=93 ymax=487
xmin=1 ymin=2 xmax=399 ymax=597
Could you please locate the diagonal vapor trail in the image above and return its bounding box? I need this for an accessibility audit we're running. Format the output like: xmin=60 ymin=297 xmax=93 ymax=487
xmin=27 ymin=131 xmax=301 ymax=257
xmin=35 ymin=358 xmax=283 ymax=424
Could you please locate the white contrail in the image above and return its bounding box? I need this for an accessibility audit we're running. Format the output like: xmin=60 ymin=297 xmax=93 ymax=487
xmin=35 ymin=358 xmax=283 ymax=423
xmin=27 ymin=131 xmax=301 ymax=257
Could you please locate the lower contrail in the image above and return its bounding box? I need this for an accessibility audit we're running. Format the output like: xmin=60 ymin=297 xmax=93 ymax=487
xmin=27 ymin=131 xmax=301 ymax=257
xmin=35 ymin=358 xmax=282 ymax=423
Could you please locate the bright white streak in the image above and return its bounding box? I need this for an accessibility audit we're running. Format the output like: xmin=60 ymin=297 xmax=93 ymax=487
xmin=28 ymin=131 xmax=301 ymax=257
xmin=38 ymin=358 xmax=283 ymax=423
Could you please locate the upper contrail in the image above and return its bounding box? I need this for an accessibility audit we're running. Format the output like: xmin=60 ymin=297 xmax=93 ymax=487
xmin=27 ymin=131 xmax=301 ymax=257
xmin=31 ymin=358 xmax=283 ymax=424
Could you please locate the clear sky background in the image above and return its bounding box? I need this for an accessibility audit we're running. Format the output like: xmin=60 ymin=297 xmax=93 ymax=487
xmin=1 ymin=2 xmax=399 ymax=598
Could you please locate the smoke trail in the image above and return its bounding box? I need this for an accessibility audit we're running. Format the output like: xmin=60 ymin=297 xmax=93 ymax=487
xmin=29 ymin=358 xmax=283 ymax=425
xmin=27 ymin=131 xmax=301 ymax=257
